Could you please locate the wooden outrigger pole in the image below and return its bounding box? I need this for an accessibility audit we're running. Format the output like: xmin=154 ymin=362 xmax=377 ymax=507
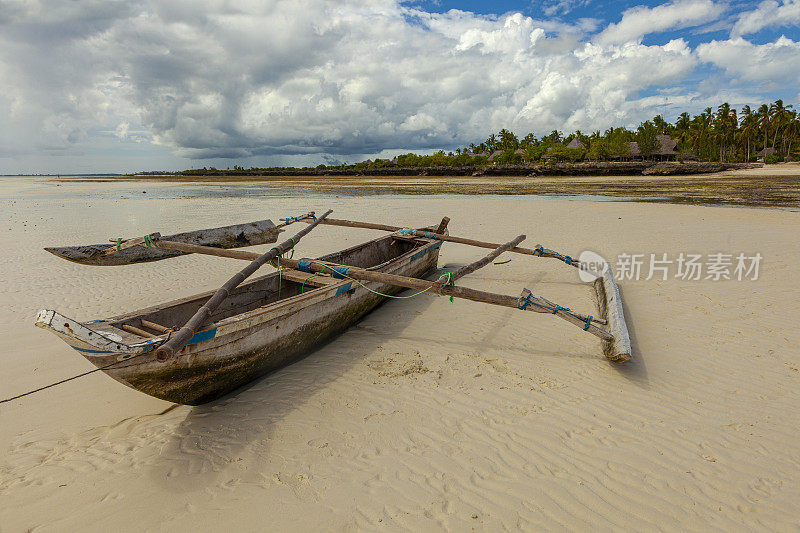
xmin=150 ymin=234 xmax=616 ymax=345
xmin=290 ymin=215 xmax=632 ymax=362
xmin=293 ymin=216 xmax=588 ymax=270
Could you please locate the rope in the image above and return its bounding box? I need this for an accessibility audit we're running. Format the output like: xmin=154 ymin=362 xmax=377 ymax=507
xmin=533 ymin=245 xmax=544 ymax=256
xmin=519 ymin=290 xmax=597 ymax=332
xmin=437 ymin=271 xmax=454 ymax=303
xmin=300 ymin=272 xmax=322 ymax=293
xmin=328 ymin=265 xmax=350 ymax=279
xmin=116 ymin=237 xmax=122 ymax=251
xmin=0 ymin=352 xmax=149 ymax=404
xmin=297 ymin=259 xmax=453 ymax=302
xmin=285 ymin=213 xmax=316 ymax=225
xmin=269 ymin=238 xmax=297 ymax=298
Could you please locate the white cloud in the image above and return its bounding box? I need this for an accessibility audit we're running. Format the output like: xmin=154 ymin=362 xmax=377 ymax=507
xmin=596 ymin=0 xmax=725 ymax=45
xmin=731 ymin=0 xmax=800 ymax=37
xmin=542 ymin=0 xmax=592 ymax=17
xmin=0 ymin=0 xmax=787 ymax=169
xmin=697 ymin=36 xmax=800 ymax=83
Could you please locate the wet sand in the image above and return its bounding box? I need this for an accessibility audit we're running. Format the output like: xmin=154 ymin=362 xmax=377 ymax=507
xmin=71 ymin=162 xmax=800 ymax=209
xmin=2 ymin=175 xmax=800 ymax=530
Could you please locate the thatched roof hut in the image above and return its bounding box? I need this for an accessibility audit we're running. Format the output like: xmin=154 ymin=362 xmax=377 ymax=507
xmin=655 ymin=135 xmax=678 ymax=158
xmin=755 ymin=147 xmax=776 ymax=160
xmin=487 ymin=150 xmax=504 ymax=162
xmin=628 ymin=142 xmax=640 ymax=156
xmin=566 ymin=138 xmax=586 ymax=150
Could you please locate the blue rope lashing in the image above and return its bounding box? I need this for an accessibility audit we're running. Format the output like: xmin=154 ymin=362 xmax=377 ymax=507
xmin=397 ymin=228 xmax=415 ymax=236
xmin=424 ymin=231 xmax=436 ymax=239
xmin=551 ymin=305 xmax=570 ymax=314
xmin=285 ymin=215 xmax=299 ymax=224
xmin=583 ymin=315 xmax=593 ymax=330
xmin=533 ymin=245 xmax=544 ymax=256
xmin=297 ymin=259 xmax=313 ymax=273
xmin=329 ymin=265 xmax=350 ymax=279
xmin=519 ymin=292 xmax=533 ymax=310
xmin=309 ymin=212 xmax=317 ymax=221
xmin=564 ymin=255 xmax=573 ymax=265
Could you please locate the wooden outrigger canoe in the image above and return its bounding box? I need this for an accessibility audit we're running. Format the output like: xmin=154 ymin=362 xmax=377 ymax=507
xmin=30 ymin=210 xmax=632 ymax=407
xmin=36 ymin=225 xmax=443 ymax=405
xmin=43 ymin=219 xmax=282 ymax=266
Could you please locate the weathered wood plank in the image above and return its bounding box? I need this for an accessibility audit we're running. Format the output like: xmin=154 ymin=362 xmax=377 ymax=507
xmin=279 ymin=269 xmax=337 ymax=286
xmin=44 ymin=219 xmax=282 ymax=266
xmin=593 ymin=262 xmax=632 ymax=362
xmin=121 ymin=324 xmax=157 ymax=338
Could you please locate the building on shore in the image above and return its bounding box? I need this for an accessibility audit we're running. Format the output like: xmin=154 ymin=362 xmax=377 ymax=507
xmin=566 ymin=138 xmax=586 ymax=150
xmin=755 ymin=147 xmax=777 ymax=162
xmin=487 ymin=150 xmax=504 ymax=164
xmin=655 ymin=135 xmax=679 ymax=161
xmin=628 ymin=141 xmax=641 ymax=159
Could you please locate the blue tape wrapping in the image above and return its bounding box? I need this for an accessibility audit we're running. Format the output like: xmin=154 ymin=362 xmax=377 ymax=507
xmin=297 ymin=259 xmax=312 ymax=273
xmin=186 ymin=328 xmax=217 ymax=345
xmin=335 ymin=283 xmax=352 ymax=295
xmin=330 ymin=265 xmax=349 ymax=279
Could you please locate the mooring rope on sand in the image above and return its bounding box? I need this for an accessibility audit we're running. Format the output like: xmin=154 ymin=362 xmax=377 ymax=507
xmin=0 ymin=352 xmax=150 ymax=404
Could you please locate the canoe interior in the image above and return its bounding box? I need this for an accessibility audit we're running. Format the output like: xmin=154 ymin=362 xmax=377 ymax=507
xmin=107 ymin=234 xmax=421 ymax=339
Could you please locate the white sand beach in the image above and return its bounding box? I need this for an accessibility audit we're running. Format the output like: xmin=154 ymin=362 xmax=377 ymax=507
xmin=2 ymin=176 xmax=800 ymax=530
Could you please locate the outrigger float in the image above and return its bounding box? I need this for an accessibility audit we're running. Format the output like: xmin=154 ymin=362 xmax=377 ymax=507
xmin=36 ymin=211 xmax=631 ymax=405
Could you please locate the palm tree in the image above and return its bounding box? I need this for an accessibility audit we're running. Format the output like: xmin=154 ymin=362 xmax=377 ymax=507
xmin=757 ymin=103 xmax=771 ymax=151
xmin=653 ymin=115 xmax=671 ymax=135
xmin=739 ymin=105 xmax=756 ymax=161
xmin=498 ymin=129 xmax=519 ymax=150
xmin=769 ymin=100 xmax=789 ymax=152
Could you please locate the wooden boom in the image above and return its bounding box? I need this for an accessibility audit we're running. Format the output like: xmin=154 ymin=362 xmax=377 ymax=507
xmin=153 ymin=235 xmax=613 ymax=343
xmin=292 ymin=216 xmax=586 ymax=269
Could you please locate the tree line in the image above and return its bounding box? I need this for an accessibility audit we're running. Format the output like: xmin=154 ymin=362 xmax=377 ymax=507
xmin=178 ymin=99 xmax=798 ymax=174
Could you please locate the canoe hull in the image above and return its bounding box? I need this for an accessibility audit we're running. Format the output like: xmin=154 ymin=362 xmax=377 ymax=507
xmin=37 ymin=235 xmax=441 ymax=405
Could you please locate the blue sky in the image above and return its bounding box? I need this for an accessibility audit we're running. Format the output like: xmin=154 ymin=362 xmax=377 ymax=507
xmin=1 ymin=0 xmax=799 ymax=173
